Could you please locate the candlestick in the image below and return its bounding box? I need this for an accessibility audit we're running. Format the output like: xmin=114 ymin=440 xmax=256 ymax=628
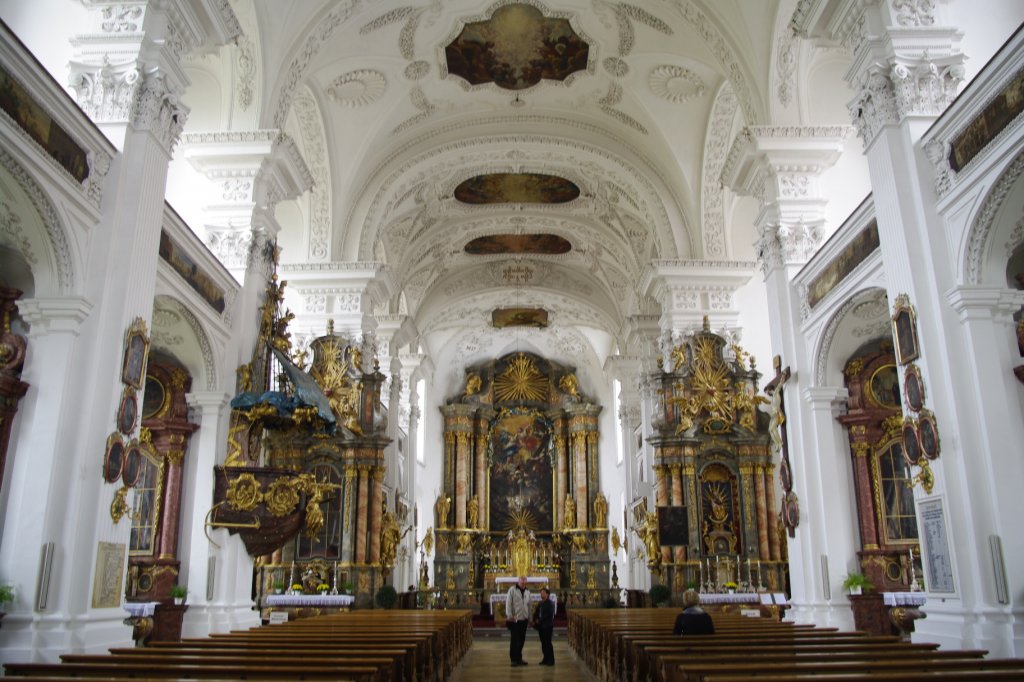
xmin=746 ymin=558 xmax=751 ymax=587
xmin=757 ymin=560 xmax=762 ymax=590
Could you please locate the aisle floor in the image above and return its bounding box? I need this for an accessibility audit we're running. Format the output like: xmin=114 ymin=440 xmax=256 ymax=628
xmin=451 ymin=630 xmax=595 ymax=681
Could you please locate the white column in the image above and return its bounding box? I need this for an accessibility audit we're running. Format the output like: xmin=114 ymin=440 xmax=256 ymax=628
xmin=180 ymin=391 xmax=257 ymax=635
xmin=938 ymin=288 xmax=1024 ymax=655
xmin=785 ymin=386 xmax=856 ymax=630
xmin=0 ymin=298 xmax=91 ymax=661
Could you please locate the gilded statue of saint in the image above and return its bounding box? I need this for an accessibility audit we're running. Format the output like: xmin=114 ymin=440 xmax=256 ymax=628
xmin=467 ymin=495 xmax=479 ymax=529
xmin=422 ymin=527 xmax=434 ymax=555
xmin=563 ymin=495 xmax=576 ymax=529
xmin=435 ymin=494 xmax=451 ymax=528
xmin=640 ymin=511 xmax=661 ymax=571
xmin=379 ymin=509 xmax=401 ymax=571
xmin=464 ymin=372 xmax=482 ymax=396
xmin=592 ymin=491 xmax=608 ymax=528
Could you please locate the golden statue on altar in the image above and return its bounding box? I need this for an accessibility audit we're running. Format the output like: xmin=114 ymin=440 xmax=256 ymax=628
xmin=507 ymin=528 xmax=536 ymax=577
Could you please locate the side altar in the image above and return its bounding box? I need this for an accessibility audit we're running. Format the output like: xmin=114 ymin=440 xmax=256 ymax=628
xmin=425 ymin=352 xmax=617 ymax=611
xmin=206 ymin=276 xmax=397 ymax=609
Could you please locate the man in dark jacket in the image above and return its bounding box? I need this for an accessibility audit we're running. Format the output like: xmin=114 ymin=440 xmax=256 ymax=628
xmin=533 ymin=588 xmax=556 ymax=665
xmin=673 ymin=589 xmax=715 ymax=635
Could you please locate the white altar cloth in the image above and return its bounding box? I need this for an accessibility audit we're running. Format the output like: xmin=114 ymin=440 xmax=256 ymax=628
xmin=699 ymin=593 xmax=760 ymax=604
xmin=265 ymin=594 xmax=355 ymax=607
xmin=882 ymin=592 xmax=926 ymax=607
xmin=122 ymin=601 xmax=159 ymax=617
xmin=494 ymin=576 xmax=549 ymax=585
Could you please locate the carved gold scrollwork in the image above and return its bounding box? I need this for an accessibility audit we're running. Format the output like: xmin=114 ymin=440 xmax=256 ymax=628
xmin=264 ymin=478 xmax=301 ymax=516
xmin=111 ymin=486 xmax=131 ymax=523
xmin=226 ymin=473 xmax=262 ymax=511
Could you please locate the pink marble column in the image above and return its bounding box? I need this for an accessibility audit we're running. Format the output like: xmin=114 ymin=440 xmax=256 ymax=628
xmin=369 ymin=467 xmax=384 ymax=563
xmin=655 ymin=465 xmax=670 ymax=565
xmin=355 ymin=464 xmax=369 ymax=564
xmin=671 ymin=464 xmax=685 ymax=564
xmin=474 ymin=421 xmax=487 ymax=514
xmin=555 ymin=432 xmax=567 ymax=527
xmin=754 ymin=464 xmax=770 ymax=561
xmin=573 ymin=432 xmax=587 ymax=528
xmin=342 ymin=465 xmax=357 ymax=563
xmin=765 ymin=466 xmax=780 ymax=561
xmin=455 ymin=433 xmax=468 ymax=528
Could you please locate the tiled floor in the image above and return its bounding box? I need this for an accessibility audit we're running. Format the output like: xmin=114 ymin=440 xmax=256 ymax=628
xmin=451 ymin=630 xmax=595 ymax=681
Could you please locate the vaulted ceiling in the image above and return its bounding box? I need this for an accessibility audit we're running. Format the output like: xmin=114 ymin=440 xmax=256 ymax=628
xmin=183 ymin=0 xmax=797 ymax=382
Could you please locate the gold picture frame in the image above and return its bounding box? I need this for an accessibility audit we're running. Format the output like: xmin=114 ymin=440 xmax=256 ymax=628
xmin=891 ymin=295 xmax=920 ymax=366
xmin=121 ymin=317 xmax=150 ymax=389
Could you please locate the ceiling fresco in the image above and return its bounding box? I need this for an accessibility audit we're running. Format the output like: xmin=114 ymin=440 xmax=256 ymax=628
xmin=465 ymin=234 xmax=572 ymax=255
xmin=492 ymin=307 xmax=549 ymax=328
xmin=444 ymin=4 xmax=589 ymax=91
xmin=454 ymin=172 xmax=581 ymax=204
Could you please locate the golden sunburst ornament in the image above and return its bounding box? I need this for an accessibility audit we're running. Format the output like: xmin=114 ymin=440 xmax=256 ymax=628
xmin=494 ymin=353 xmax=548 ymax=402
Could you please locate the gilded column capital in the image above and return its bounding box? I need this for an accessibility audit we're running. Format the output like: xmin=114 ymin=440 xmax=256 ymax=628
xmin=165 ymin=450 xmax=185 ymax=466
xmin=372 ymin=467 xmax=385 ymax=481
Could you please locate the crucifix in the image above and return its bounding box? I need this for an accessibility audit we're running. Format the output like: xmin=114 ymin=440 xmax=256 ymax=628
xmin=764 ymin=355 xmax=798 ymax=538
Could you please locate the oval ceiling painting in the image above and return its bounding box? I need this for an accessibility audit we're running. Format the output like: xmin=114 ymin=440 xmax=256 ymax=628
xmin=465 ymin=234 xmax=572 ymax=255
xmin=454 ymin=173 xmax=580 ymax=205
xmin=445 ymin=4 xmax=589 ymax=91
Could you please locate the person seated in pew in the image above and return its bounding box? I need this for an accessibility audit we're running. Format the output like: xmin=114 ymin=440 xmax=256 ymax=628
xmin=673 ymin=589 xmax=715 ymax=635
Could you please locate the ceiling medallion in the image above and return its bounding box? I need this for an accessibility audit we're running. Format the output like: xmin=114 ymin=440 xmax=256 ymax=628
xmin=454 ymin=173 xmax=580 ymax=204
xmin=648 ymin=65 xmax=706 ymax=103
xmin=444 ymin=3 xmax=589 ymax=91
xmin=404 ymin=61 xmax=430 ymax=80
xmin=326 ymin=69 xmax=386 ymax=107
xmin=603 ymin=56 xmax=629 ymax=77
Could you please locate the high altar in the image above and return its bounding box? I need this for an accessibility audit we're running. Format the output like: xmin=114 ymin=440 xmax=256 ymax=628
xmin=431 ymin=351 xmax=615 ymax=610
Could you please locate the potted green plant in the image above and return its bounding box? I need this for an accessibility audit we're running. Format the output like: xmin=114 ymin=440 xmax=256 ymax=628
xmin=271 ymin=580 xmax=285 ymax=594
xmin=375 ymin=584 xmax=398 ymax=609
xmin=169 ymin=584 xmax=187 ymax=605
xmin=341 ymin=581 xmax=354 ymax=595
xmin=0 ymin=584 xmax=14 ymax=613
xmin=842 ymin=571 xmax=874 ymax=596
xmin=649 ymin=584 xmax=671 ymax=607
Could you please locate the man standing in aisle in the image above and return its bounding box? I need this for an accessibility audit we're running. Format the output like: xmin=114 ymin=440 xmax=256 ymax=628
xmin=506 ymin=575 xmax=531 ymax=666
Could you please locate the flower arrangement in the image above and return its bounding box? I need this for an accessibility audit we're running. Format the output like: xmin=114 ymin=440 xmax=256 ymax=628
xmin=724 ymin=581 xmax=738 ymax=591
xmin=291 ymin=583 xmax=303 ymax=593
xmin=317 ymin=583 xmax=330 ymax=593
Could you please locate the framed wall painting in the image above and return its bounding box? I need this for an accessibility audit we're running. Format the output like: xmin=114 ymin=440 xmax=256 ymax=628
xmin=919 ymin=410 xmax=940 ymax=460
xmin=901 ymin=418 xmax=921 ymax=466
xmin=91 ymin=541 xmax=126 ymax=608
xmin=891 ymin=295 xmax=920 ymax=366
xmin=103 ymin=432 xmax=125 ymax=483
xmin=121 ymin=317 xmax=150 ymax=389
xmin=904 ymin=364 xmax=925 ymax=413
xmin=117 ymin=388 xmax=138 ymax=435
xmin=121 ymin=440 xmax=143 ymax=487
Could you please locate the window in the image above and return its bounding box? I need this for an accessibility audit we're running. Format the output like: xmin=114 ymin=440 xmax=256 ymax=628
xmin=876 ymin=442 xmax=919 ymax=544
xmin=129 ymin=452 xmax=163 ymax=556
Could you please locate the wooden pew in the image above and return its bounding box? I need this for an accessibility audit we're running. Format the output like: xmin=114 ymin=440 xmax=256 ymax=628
xmin=4 ymin=610 xmax=471 ymax=682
